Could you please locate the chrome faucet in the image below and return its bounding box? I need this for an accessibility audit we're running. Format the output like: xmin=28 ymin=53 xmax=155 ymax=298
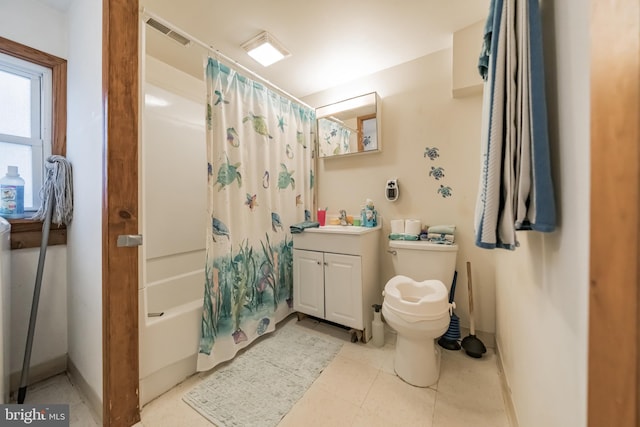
xmin=339 ymin=209 xmax=348 ymax=226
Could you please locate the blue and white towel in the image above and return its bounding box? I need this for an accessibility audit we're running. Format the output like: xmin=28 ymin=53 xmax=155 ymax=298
xmin=474 ymin=0 xmax=556 ymax=250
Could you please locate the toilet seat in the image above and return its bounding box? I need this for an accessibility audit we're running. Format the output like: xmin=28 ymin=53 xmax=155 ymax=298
xmin=383 ymin=275 xmax=450 ymax=321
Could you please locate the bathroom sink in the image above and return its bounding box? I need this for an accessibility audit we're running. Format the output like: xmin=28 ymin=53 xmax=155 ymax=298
xmin=293 ymin=223 xmax=382 ymax=255
xmin=306 ymin=224 xmax=382 ymax=235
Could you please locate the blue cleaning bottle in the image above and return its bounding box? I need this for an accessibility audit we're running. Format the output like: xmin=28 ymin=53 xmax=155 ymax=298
xmin=0 ymin=166 xmax=25 ymax=219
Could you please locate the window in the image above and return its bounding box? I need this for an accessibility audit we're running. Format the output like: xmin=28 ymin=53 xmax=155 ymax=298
xmin=0 ymin=36 xmax=67 ymax=249
xmin=0 ymin=53 xmax=52 ymax=211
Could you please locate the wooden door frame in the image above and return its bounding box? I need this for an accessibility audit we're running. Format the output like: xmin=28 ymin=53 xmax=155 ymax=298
xmin=102 ymin=0 xmax=140 ymax=425
xmin=100 ymin=1 xmax=640 ymax=426
xmin=588 ymin=1 xmax=639 ymax=426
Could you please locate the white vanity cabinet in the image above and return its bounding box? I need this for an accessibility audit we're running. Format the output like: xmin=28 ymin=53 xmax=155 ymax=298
xmin=292 ymin=224 xmax=381 ymax=342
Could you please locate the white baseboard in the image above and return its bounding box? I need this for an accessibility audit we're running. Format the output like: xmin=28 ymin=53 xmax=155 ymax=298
xmin=9 ymin=354 xmax=67 ymax=393
xmin=67 ymin=357 xmax=102 ymax=426
xmin=495 ymin=344 xmax=519 ymax=427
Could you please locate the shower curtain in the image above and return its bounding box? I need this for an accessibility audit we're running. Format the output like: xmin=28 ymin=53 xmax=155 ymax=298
xmin=198 ymin=58 xmax=316 ymax=371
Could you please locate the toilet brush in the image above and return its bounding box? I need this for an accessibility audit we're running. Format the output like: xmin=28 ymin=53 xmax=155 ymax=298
xmin=461 ymin=261 xmax=486 ymax=358
xmin=438 ymin=271 xmax=461 ymax=350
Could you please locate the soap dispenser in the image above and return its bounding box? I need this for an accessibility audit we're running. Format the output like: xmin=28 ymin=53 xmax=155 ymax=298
xmin=385 ymin=178 xmax=399 ymax=202
xmin=362 ymin=198 xmax=377 ymax=227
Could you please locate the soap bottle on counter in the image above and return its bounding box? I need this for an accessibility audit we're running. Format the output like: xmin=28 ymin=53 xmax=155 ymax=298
xmin=0 ymin=166 xmax=25 ymax=219
xmin=362 ymin=198 xmax=377 ymax=227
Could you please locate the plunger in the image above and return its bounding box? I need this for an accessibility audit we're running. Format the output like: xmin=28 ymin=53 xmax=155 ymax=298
xmin=461 ymin=261 xmax=486 ymax=358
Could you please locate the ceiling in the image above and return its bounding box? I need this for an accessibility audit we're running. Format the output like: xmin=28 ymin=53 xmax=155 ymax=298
xmin=38 ymin=0 xmax=489 ymax=99
xmin=142 ymin=0 xmax=489 ymax=98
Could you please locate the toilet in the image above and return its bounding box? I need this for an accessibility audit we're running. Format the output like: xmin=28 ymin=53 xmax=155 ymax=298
xmin=382 ymin=240 xmax=458 ymax=387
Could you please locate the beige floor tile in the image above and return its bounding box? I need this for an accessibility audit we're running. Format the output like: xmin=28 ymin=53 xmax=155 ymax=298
xmin=337 ymin=340 xmax=387 ymax=370
xmin=24 ymin=374 xmax=83 ymax=405
xmin=433 ymin=390 xmax=510 ymax=427
xmin=141 ymin=394 xmax=213 ymax=427
xmin=437 ymin=348 xmax=505 ymax=413
xmin=278 ymin=385 xmax=359 ymax=427
xmin=68 ymin=402 xmax=100 ymax=427
xmin=379 ymin=346 xmax=396 ymax=376
xmin=19 ymin=319 xmax=510 ymax=427
xmin=141 ymin=374 xmax=213 ymax=427
xmin=351 ymin=407 xmax=414 ymax=427
xmin=361 ymin=371 xmax=436 ymax=427
xmin=313 ymin=355 xmax=379 ymax=407
xmin=21 ymin=374 xmax=100 ymax=427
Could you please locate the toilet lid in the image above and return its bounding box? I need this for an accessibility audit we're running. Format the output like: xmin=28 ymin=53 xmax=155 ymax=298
xmin=383 ymin=275 xmax=450 ymax=320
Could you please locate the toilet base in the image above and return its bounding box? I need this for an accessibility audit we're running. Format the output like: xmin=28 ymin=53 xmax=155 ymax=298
xmin=394 ymin=334 xmax=440 ymax=387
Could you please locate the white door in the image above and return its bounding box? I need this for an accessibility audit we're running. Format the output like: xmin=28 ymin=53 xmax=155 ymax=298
xmin=324 ymin=253 xmax=362 ymax=329
xmin=293 ymin=249 xmax=325 ymax=318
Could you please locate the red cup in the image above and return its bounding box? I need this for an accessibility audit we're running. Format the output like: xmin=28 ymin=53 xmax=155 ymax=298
xmin=317 ymin=209 xmax=326 ymax=226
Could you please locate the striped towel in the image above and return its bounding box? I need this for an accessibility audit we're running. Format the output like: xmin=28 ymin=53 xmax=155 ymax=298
xmin=474 ymin=0 xmax=555 ymax=250
xmin=388 ymin=233 xmax=419 ymax=241
xmin=427 ymin=233 xmax=455 ymax=243
xmin=427 ymin=225 xmax=456 ymax=235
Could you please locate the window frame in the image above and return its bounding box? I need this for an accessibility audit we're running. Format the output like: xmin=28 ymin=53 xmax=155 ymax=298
xmin=0 ymin=36 xmax=67 ymax=249
xmin=0 ymin=53 xmax=52 ymax=210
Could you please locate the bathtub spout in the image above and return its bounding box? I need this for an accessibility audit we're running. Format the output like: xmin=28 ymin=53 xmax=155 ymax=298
xmin=148 ymin=312 xmax=165 ymax=317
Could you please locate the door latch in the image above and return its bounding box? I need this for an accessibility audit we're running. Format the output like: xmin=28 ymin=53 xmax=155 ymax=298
xmin=117 ymin=234 xmax=143 ymax=247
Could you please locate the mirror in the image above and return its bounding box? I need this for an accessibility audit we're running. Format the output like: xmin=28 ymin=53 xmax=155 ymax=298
xmin=316 ymin=92 xmax=381 ymax=158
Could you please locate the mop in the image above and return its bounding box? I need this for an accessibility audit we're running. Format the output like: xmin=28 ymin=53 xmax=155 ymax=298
xmin=17 ymin=156 xmax=73 ymax=404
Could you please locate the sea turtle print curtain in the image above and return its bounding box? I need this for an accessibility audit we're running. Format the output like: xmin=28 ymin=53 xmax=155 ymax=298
xmin=198 ymin=58 xmax=315 ymax=371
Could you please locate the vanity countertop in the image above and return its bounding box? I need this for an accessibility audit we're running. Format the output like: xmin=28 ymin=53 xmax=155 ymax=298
xmin=305 ymin=224 xmax=382 ymax=235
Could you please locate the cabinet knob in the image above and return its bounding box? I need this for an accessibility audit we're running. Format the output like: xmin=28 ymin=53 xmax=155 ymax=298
xmin=324 ymin=262 xmax=328 ymax=266
xmin=317 ymin=261 xmax=322 ymax=265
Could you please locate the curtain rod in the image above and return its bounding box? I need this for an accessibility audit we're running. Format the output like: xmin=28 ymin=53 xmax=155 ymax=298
xmin=141 ymin=8 xmax=314 ymax=110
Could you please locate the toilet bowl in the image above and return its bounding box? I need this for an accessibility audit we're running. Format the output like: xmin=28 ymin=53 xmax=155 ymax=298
xmin=383 ymin=241 xmax=458 ymax=387
xmin=382 ymin=275 xmax=452 ymax=387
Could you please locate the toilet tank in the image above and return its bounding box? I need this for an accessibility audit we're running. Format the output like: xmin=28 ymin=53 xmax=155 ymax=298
xmin=389 ymin=240 xmax=458 ymax=291
xmin=0 ymin=218 xmax=10 ymax=404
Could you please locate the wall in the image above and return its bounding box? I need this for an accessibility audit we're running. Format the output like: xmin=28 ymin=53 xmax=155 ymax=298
xmin=66 ymin=0 xmax=103 ymax=408
xmin=0 ymin=0 xmax=68 ymax=58
xmin=0 ymin=0 xmax=69 ymax=387
xmin=452 ymin=20 xmax=485 ymax=98
xmin=304 ymin=48 xmax=497 ymax=335
xmin=493 ymin=1 xmax=589 ymax=426
xmin=9 ymin=247 xmax=67 ymax=385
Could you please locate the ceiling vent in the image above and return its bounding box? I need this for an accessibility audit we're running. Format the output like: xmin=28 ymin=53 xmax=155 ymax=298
xmin=145 ymin=17 xmax=192 ymax=47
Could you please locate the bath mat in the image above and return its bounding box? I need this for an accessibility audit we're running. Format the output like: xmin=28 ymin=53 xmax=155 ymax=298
xmin=183 ymin=320 xmax=343 ymax=427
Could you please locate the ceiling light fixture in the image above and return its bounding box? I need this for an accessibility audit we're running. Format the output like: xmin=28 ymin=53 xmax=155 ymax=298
xmin=241 ymin=31 xmax=291 ymax=67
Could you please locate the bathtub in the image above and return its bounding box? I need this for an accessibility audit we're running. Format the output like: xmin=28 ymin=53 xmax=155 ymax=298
xmin=139 ymin=268 xmax=204 ymax=405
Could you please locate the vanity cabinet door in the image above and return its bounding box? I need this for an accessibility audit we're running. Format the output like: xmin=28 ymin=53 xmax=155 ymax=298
xmin=293 ymin=249 xmax=325 ymax=318
xmin=324 ymin=253 xmax=363 ymax=330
